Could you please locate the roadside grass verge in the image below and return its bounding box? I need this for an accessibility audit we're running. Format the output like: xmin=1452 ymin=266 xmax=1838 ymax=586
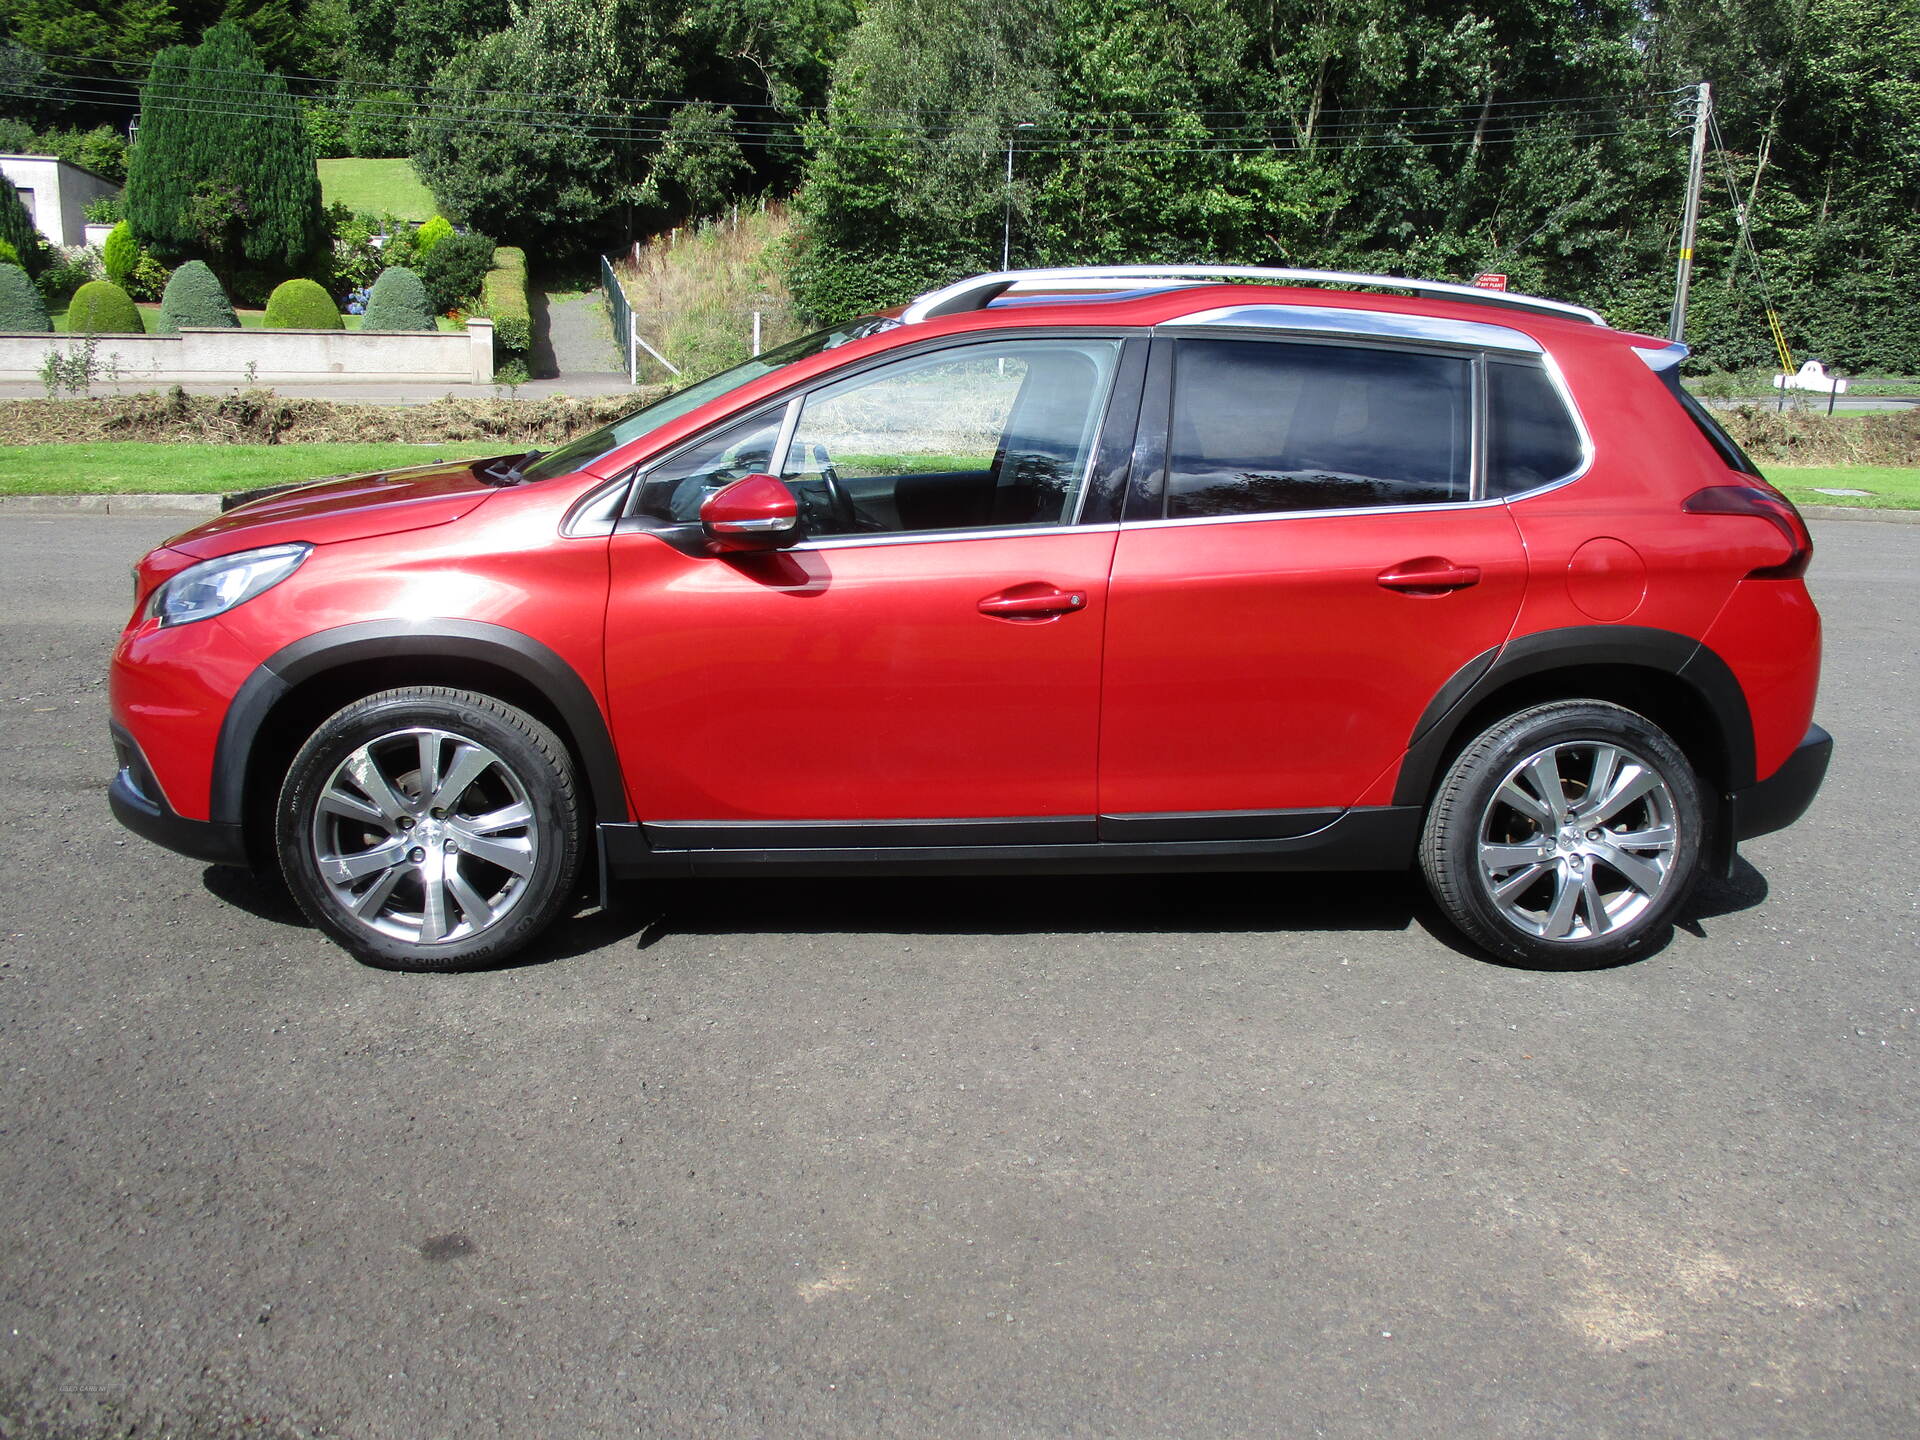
xmin=0 ymin=443 xmax=480 ymax=494
xmin=1767 ymin=465 xmax=1920 ymax=511
xmin=615 ymin=203 xmax=804 ymax=382
xmin=317 ymin=158 xmax=437 ymax=221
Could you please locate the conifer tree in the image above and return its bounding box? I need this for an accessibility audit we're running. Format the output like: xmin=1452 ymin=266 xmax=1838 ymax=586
xmin=124 ymin=22 xmax=323 ymax=273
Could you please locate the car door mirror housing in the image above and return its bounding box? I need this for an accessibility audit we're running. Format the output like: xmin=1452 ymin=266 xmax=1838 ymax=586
xmin=699 ymin=473 xmax=801 ymax=553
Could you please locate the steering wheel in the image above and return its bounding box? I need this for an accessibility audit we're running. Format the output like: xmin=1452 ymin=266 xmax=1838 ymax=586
xmin=790 ymin=444 xmax=858 ymax=535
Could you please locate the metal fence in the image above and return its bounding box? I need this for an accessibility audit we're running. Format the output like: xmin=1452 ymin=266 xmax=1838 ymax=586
xmin=598 ymin=254 xmax=635 ymax=384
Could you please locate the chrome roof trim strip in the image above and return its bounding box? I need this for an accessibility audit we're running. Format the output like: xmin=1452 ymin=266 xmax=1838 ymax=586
xmin=1169 ymin=303 xmax=1545 ymax=353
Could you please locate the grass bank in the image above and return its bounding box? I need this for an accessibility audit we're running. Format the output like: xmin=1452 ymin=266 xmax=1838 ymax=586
xmin=316 ymin=158 xmax=437 ymax=221
xmin=0 ymin=442 xmax=481 ymax=495
xmin=1767 ymin=465 xmax=1920 ymax=511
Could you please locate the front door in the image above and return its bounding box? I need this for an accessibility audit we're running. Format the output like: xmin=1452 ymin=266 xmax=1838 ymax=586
xmin=604 ymin=335 xmax=1135 ymax=833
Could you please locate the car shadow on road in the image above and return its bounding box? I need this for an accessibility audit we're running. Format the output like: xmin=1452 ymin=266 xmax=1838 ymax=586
xmin=201 ymin=855 xmax=1772 ymax=976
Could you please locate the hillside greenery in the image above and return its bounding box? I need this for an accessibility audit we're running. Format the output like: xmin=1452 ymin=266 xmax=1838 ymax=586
xmin=4 ymin=0 xmax=1914 ymax=370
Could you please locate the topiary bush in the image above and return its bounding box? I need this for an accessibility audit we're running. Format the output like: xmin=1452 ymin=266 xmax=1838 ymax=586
xmin=101 ymin=220 xmax=140 ymax=284
xmin=415 ymin=215 xmax=453 ymax=254
xmin=65 ymin=280 xmax=142 ymax=333
xmin=420 ymin=230 xmax=494 ymax=313
xmin=481 ymin=245 xmax=531 ymax=355
xmin=158 ymin=260 xmax=239 ymax=333
xmin=0 ymin=263 xmax=52 ymax=332
xmin=359 ymin=266 xmax=436 ymax=331
xmin=263 ymin=278 xmax=344 ymax=329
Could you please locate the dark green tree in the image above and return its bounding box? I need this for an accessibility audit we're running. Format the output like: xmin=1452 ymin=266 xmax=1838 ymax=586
xmin=0 ymin=175 xmax=43 ymax=275
xmin=123 ymin=22 xmax=323 ymax=274
xmin=0 ymin=259 xmax=52 ymax=331
xmin=157 ymin=258 xmax=239 ymax=331
xmin=359 ymin=264 xmax=435 ymax=328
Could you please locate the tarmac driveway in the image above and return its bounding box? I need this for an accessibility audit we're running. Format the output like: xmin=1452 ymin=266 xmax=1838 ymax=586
xmin=0 ymin=514 xmax=1913 ymax=1440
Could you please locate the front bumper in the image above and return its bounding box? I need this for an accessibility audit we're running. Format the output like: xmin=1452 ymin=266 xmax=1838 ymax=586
xmin=1729 ymin=723 xmax=1832 ymax=842
xmin=108 ymin=725 xmax=247 ymax=867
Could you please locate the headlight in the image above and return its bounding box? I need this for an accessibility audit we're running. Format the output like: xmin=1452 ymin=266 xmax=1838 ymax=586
xmin=146 ymin=543 xmax=311 ymax=627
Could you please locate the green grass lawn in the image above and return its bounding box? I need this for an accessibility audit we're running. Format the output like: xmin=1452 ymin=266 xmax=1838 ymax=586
xmin=1767 ymin=465 xmax=1920 ymax=511
xmin=317 ymin=158 xmax=437 ymax=221
xmin=0 ymin=443 xmax=481 ymax=495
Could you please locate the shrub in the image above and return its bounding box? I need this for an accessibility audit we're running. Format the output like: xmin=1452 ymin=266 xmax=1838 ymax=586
xmin=102 ymin=220 xmax=140 ymax=283
xmin=346 ymin=91 xmax=414 ymax=158
xmin=158 ymin=260 xmax=238 ymax=332
xmin=415 ymin=215 xmax=453 ymax=254
xmin=126 ymin=252 xmax=170 ymax=302
xmin=0 ymin=263 xmax=52 ymax=332
xmin=35 ymin=245 xmax=102 ymax=303
xmin=66 ymin=280 xmax=142 ymax=333
xmin=481 ymin=246 xmax=531 ymax=354
xmin=420 ymin=230 xmax=494 ymax=312
xmin=263 ymin=278 xmax=343 ymax=329
xmin=359 ymin=266 xmax=436 ymax=330
xmin=85 ymin=194 xmax=124 ymax=224
xmin=0 ymin=239 xmax=16 ymax=267
xmin=302 ymin=99 xmax=349 ymax=160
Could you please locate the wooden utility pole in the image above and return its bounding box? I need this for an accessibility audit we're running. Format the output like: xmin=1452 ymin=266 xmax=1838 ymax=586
xmin=1668 ymin=81 xmax=1711 ymax=343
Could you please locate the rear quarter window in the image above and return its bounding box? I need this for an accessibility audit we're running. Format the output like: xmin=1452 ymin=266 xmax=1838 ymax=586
xmin=1485 ymin=360 xmax=1586 ymax=496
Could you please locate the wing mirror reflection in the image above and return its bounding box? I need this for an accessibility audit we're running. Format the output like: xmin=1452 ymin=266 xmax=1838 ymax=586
xmin=699 ymin=473 xmax=801 ymax=553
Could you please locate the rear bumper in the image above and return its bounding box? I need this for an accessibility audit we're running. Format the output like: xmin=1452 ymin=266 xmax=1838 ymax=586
xmin=107 ymin=725 xmax=247 ymax=867
xmin=1730 ymin=723 xmax=1832 ymax=842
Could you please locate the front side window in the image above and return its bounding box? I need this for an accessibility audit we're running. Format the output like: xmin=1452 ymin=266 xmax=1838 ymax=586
xmin=1165 ymin=338 xmax=1471 ymax=518
xmin=780 ymin=339 xmax=1123 ymax=538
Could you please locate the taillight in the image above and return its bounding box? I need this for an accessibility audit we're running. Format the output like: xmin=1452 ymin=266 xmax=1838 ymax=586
xmin=1683 ymin=483 xmax=1813 ymax=579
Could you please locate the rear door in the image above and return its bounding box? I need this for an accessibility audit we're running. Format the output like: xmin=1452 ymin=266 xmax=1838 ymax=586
xmin=1098 ymin=333 xmax=1531 ymax=832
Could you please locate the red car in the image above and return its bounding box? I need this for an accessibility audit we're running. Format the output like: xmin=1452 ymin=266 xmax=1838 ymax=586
xmin=109 ymin=265 xmax=1830 ymax=971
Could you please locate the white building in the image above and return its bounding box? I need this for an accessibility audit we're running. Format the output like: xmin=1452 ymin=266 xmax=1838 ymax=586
xmin=0 ymin=154 xmax=121 ymax=248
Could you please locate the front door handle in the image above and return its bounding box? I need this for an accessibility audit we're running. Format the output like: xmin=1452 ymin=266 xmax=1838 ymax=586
xmin=1376 ymin=557 xmax=1482 ymax=594
xmin=978 ymin=586 xmax=1088 ymax=620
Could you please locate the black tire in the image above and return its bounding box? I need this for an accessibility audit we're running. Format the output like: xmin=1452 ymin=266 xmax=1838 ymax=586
xmin=276 ymin=687 xmax=583 ymax=971
xmin=1419 ymin=701 xmax=1705 ymax=968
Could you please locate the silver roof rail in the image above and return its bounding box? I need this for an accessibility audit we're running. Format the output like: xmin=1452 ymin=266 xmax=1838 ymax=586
xmin=900 ymin=265 xmax=1607 ymax=327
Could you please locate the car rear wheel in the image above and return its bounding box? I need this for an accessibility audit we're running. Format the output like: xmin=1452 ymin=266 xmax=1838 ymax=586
xmin=276 ymin=687 xmax=582 ymax=971
xmin=1419 ymin=701 xmax=1705 ymax=968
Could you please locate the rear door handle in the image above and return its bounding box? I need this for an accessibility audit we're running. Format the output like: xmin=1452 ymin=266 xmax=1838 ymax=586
xmin=1376 ymin=558 xmax=1482 ymax=593
xmin=978 ymin=587 xmax=1088 ymax=619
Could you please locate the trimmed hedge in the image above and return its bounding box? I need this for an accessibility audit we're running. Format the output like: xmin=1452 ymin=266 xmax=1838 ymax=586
xmin=65 ymin=280 xmax=142 ymax=333
xmin=415 ymin=215 xmax=452 ymax=254
xmin=359 ymin=265 xmax=435 ymax=331
xmin=158 ymin=261 xmax=239 ymax=333
xmin=420 ymin=230 xmax=494 ymax=312
xmin=0 ymin=262 xmax=52 ymax=332
xmin=263 ymin=278 xmax=343 ymax=329
xmin=482 ymin=246 xmax=530 ymax=354
xmin=101 ymin=221 xmax=140 ymax=284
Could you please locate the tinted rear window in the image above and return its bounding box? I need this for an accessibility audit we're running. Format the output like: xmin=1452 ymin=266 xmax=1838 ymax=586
xmin=1657 ymin=368 xmax=1761 ymax=476
xmin=1166 ymin=338 xmax=1471 ymax=517
xmin=1486 ymin=361 xmax=1585 ymax=496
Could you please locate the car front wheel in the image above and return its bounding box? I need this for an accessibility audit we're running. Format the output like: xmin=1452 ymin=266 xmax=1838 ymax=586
xmin=1419 ymin=700 xmax=1705 ymax=968
xmin=276 ymin=687 xmax=583 ymax=971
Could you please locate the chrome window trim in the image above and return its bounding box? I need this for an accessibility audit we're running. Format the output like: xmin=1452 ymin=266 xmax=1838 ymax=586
xmin=791 ymin=522 xmax=1121 ymax=552
xmin=1173 ymin=303 xmax=1545 ymax=354
xmin=901 ymin=266 xmax=1607 ymax=326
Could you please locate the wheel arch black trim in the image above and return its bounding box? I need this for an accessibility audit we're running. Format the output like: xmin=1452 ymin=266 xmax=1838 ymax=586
xmin=1391 ymin=625 xmax=1756 ymax=808
xmin=211 ymin=619 xmax=626 ymax=830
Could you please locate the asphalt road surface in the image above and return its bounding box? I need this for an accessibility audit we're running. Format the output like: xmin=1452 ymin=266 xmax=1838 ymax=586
xmin=1 ymin=514 xmax=1913 ymax=1440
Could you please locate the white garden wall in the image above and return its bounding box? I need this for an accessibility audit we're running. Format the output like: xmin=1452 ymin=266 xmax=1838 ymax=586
xmin=0 ymin=319 xmax=494 ymax=385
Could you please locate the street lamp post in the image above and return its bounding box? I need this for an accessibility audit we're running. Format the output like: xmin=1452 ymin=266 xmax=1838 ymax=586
xmin=1003 ymin=122 xmax=1036 ymax=271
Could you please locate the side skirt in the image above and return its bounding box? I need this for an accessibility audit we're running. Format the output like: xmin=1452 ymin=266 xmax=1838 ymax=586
xmin=599 ymin=806 xmax=1422 ymax=886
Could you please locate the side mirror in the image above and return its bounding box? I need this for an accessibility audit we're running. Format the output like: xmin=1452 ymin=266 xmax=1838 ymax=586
xmin=699 ymin=473 xmax=800 ymax=553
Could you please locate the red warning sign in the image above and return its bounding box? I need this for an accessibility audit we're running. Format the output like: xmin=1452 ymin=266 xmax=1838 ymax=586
xmin=1472 ymin=273 xmax=1509 ymax=291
